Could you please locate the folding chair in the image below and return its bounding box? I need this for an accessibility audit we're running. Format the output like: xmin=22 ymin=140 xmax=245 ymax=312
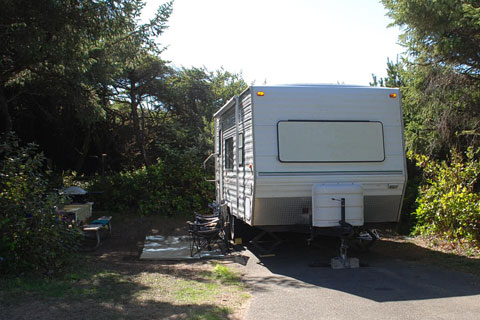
xmin=188 ymin=210 xmax=228 ymax=258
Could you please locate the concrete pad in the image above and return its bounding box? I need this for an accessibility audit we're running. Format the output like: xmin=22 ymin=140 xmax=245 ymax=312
xmin=139 ymin=235 xmax=225 ymax=260
xmin=331 ymin=256 xmax=360 ymax=269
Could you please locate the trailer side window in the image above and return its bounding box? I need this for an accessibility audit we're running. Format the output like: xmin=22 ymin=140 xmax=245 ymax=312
xmin=238 ymin=133 xmax=244 ymax=167
xmin=225 ymin=137 xmax=234 ymax=169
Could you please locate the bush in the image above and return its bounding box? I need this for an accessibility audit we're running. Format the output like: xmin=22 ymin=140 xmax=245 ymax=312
xmin=0 ymin=134 xmax=82 ymax=275
xmin=411 ymin=148 xmax=480 ymax=248
xmin=397 ymin=157 xmax=422 ymax=234
xmin=89 ymin=151 xmax=214 ymax=216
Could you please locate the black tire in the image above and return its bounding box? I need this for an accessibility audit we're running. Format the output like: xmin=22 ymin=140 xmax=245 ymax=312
xmin=228 ymin=212 xmax=235 ymax=242
xmin=224 ymin=209 xmax=256 ymax=244
xmin=222 ymin=208 xmax=235 ymax=243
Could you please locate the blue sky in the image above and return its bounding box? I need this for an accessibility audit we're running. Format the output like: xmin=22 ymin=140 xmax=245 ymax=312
xmin=144 ymin=0 xmax=404 ymax=86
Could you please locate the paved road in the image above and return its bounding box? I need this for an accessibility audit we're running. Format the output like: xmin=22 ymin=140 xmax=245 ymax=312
xmin=238 ymin=235 xmax=480 ymax=320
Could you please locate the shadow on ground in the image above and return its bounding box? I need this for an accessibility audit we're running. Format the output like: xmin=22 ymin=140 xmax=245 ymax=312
xmin=0 ymin=213 xmax=243 ymax=320
xmin=1 ymin=256 xmax=239 ymax=320
xmin=3 ymin=299 xmax=230 ymax=320
xmin=241 ymin=232 xmax=480 ymax=303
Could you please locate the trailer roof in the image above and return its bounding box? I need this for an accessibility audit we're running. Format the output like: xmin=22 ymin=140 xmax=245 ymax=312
xmin=213 ymin=84 xmax=399 ymax=118
xmin=213 ymin=86 xmax=251 ymax=118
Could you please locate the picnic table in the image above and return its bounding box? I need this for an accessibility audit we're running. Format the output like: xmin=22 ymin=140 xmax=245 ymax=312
xmin=82 ymin=216 xmax=112 ymax=249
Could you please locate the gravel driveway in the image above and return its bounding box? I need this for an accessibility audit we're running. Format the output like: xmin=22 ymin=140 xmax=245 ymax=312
xmin=238 ymin=234 xmax=480 ymax=320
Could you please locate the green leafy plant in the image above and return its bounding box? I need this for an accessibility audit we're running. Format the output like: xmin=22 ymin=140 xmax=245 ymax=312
xmin=0 ymin=134 xmax=82 ymax=275
xmin=89 ymin=149 xmax=214 ymax=216
xmin=411 ymin=148 xmax=480 ymax=248
xmin=212 ymin=264 xmax=241 ymax=284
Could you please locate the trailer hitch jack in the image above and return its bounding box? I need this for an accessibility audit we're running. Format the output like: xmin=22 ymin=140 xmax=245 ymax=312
xmin=330 ymin=198 xmax=359 ymax=269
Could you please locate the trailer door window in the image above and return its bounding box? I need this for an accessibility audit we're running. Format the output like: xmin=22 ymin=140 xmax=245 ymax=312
xmin=225 ymin=137 xmax=234 ymax=169
xmin=238 ymin=133 xmax=244 ymax=167
xmin=218 ymin=129 xmax=222 ymax=155
xmin=277 ymin=121 xmax=385 ymax=162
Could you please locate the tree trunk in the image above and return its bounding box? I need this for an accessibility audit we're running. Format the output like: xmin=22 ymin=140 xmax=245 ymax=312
xmin=74 ymin=126 xmax=92 ymax=172
xmin=0 ymin=85 xmax=13 ymax=139
xmin=129 ymin=80 xmax=149 ymax=166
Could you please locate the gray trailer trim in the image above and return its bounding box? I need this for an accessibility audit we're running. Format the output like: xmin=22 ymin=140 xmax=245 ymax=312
xmin=258 ymin=170 xmax=404 ymax=176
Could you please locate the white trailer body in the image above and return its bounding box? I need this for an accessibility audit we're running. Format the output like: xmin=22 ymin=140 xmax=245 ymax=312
xmin=213 ymin=85 xmax=407 ymax=230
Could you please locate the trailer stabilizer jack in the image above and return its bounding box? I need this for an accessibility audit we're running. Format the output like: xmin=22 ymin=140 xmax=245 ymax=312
xmin=331 ymin=238 xmax=360 ymax=269
xmin=330 ymin=197 xmax=360 ymax=269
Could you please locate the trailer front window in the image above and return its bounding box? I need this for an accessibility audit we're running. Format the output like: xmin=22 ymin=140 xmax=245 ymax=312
xmin=277 ymin=120 xmax=385 ymax=162
xmin=225 ymin=137 xmax=234 ymax=169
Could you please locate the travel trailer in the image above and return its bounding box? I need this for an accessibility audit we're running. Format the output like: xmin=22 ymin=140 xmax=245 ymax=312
xmin=211 ymin=85 xmax=407 ymax=243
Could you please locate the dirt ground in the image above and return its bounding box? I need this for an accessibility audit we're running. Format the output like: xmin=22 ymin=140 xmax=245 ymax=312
xmin=1 ymin=212 xmax=250 ymax=320
xmin=369 ymin=229 xmax=479 ymax=276
xmin=2 ymin=213 xmax=478 ymax=320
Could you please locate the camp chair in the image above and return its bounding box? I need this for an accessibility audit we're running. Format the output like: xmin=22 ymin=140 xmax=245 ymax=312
xmin=188 ymin=211 xmax=228 ymax=258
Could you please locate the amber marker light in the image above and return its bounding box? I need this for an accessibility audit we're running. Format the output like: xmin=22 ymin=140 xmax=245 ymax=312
xmin=389 ymin=93 xmax=397 ymax=98
xmin=257 ymin=91 xmax=265 ymax=96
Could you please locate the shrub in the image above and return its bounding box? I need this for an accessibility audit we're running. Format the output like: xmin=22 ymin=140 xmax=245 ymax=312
xmin=397 ymin=157 xmax=422 ymax=234
xmin=89 ymin=151 xmax=214 ymax=216
xmin=411 ymin=148 xmax=480 ymax=248
xmin=0 ymin=134 xmax=82 ymax=275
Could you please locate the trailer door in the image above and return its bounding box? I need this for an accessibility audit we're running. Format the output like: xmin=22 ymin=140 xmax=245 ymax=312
xmin=217 ymin=128 xmax=223 ymax=203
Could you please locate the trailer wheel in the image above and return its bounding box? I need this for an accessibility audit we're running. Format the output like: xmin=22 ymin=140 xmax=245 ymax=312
xmin=228 ymin=213 xmax=235 ymax=242
xmin=223 ymin=209 xmax=235 ymax=243
xmin=226 ymin=213 xmax=247 ymax=244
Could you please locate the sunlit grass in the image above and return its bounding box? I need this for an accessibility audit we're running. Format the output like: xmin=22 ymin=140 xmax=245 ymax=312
xmin=175 ymin=280 xmax=220 ymax=302
xmin=0 ymin=260 xmax=249 ymax=319
xmin=212 ymin=263 xmax=241 ymax=283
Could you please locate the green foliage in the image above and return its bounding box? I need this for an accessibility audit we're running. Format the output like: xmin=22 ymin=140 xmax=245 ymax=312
xmin=377 ymin=0 xmax=480 ymax=248
xmin=370 ymin=57 xmax=406 ymax=88
xmin=380 ymin=1 xmax=480 ymax=156
xmin=0 ymin=0 xmax=175 ymax=172
xmin=382 ymin=0 xmax=480 ymax=76
xmin=0 ymin=134 xmax=82 ymax=275
xmin=1 ymin=0 xmax=247 ymax=175
xmin=61 ymin=170 xmax=91 ymax=191
xmin=90 ymin=150 xmax=214 ymax=216
xmin=212 ymin=264 xmax=241 ymax=284
xmin=410 ymin=148 xmax=480 ymax=248
xmin=401 ymin=65 xmax=480 ymax=156
xmin=397 ymin=157 xmax=422 ymax=234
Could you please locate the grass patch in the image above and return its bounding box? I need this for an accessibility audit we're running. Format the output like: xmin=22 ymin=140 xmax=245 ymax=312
xmin=136 ymin=263 xmax=247 ymax=305
xmin=212 ymin=263 xmax=242 ymax=283
xmin=1 ymin=261 xmax=249 ymax=319
xmin=1 ymin=277 xmax=73 ymax=299
xmin=0 ymin=213 xmax=250 ymax=319
xmin=0 ymin=260 xmax=141 ymax=305
xmin=175 ymin=280 xmax=220 ymax=302
xmin=188 ymin=307 xmax=232 ymax=320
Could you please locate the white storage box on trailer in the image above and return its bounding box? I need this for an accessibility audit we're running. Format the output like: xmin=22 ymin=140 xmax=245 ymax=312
xmin=312 ymin=184 xmax=363 ymax=227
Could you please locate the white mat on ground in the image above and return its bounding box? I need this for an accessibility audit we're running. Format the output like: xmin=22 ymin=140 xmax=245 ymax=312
xmin=139 ymin=235 xmax=225 ymax=260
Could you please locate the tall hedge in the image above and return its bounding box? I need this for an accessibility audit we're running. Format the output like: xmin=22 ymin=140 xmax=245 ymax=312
xmin=89 ymin=151 xmax=214 ymax=216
